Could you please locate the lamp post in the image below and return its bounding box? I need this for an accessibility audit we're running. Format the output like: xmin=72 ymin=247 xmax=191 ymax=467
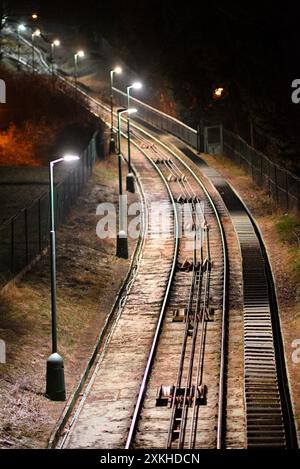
xmin=74 ymin=50 xmax=84 ymax=90
xmin=31 ymin=28 xmax=41 ymax=73
xmin=46 ymin=154 xmax=80 ymax=401
xmin=116 ymin=108 xmax=137 ymax=259
xmin=51 ymin=39 xmax=60 ymax=77
xmin=109 ymin=66 xmax=122 ymax=154
xmin=17 ymin=24 xmax=26 ymax=65
xmin=126 ymin=82 xmax=142 ymax=193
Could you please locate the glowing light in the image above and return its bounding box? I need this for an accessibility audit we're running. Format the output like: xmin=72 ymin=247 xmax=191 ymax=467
xmin=114 ymin=66 xmax=122 ymax=74
xmin=132 ymin=82 xmax=142 ymax=90
xmin=32 ymin=29 xmax=41 ymax=38
xmin=76 ymin=50 xmax=85 ymax=58
xmin=63 ymin=154 xmax=80 ymax=162
xmin=127 ymin=108 xmax=137 ymax=115
xmin=214 ymin=87 xmax=224 ymax=97
xmin=53 ymin=39 xmax=60 ymax=47
xmin=32 ymin=13 xmax=38 ymax=20
xmin=18 ymin=24 xmax=26 ymax=32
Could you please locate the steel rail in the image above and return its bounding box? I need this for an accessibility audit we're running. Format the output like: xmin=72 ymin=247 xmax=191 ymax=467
xmin=4 ymin=40 xmax=228 ymax=448
xmin=124 ymin=140 xmax=180 ymax=449
xmin=150 ymin=147 xmax=210 ymax=449
xmin=128 ymin=125 xmax=228 ymax=449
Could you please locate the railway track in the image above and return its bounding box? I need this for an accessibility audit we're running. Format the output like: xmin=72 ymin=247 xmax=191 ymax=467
xmin=168 ymin=145 xmax=298 ymax=448
xmin=124 ymin=131 xmax=228 ymax=449
xmin=4 ymin=32 xmax=298 ymax=448
xmin=54 ymin=124 xmax=228 ymax=449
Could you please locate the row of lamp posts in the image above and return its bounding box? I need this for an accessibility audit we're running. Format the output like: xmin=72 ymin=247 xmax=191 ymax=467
xmin=17 ymin=23 xmax=84 ymax=84
xmin=42 ymin=62 xmax=141 ymax=399
xmin=11 ymin=15 xmax=144 ymax=402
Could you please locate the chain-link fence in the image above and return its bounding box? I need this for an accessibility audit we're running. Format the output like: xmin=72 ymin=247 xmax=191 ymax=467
xmin=0 ymin=132 xmax=98 ymax=288
xmin=223 ymin=129 xmax=300 ymax=214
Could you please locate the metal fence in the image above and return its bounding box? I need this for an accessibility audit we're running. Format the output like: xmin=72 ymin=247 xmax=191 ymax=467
xmin=4 ymin=35 xmax=300 ymax=216
xmin=223 ymin=129 xmax=300 ymax=214
xmin=113 ymin=88 xmax=300 ymax=215
xmin=204 ymin=125 xmax=223 ymax=155
xmin=0 ymin=133 xmax=98 ymax=288
xmin=112 ymin=87 xmax=198 ymax=149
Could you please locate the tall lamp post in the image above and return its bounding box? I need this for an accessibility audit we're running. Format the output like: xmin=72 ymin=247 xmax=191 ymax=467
xmin=109 ymin=66 xmax=122 ymax=154
xmin=46 ymin=154 xmax=80 ymax=401
xmin=31 ymin=28 xmax=41 ymax=73
xmin=116 ymin=108 xmax=137 ymax=259
xmin=126 ymin=82 xmax=142 ymax=193
xmin=51 ymin=39 xmax=60 ymax=77
xmin=74 ymin=50 xmax=85 ymax=90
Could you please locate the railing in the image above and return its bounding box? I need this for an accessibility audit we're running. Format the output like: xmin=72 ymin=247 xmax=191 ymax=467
xmin=0 ymin=133 xmax=98 ymax=288
xmin=113 ymin=87 xmax=300 ymax=215
xmin=112 ymin=87 xmax=198 ymax=149
xmin=223 ymin=129 xmax=300 ymax=214
xmin=4 ymin=29 xmax=300 ymax=215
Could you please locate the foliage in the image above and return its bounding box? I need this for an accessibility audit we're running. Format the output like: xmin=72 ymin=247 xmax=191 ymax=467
xmin=275 ymin=214 xmax=300 ymax=245
xmin=0 ymin=65 xmax=97 ymax=166
xmin=275 ymin=214 xmax=300 ymax=287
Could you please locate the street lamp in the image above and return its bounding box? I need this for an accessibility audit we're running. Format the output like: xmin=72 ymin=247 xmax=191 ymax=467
xmin=46 ymin=154 xmax=80 ymax=401
xmin=74 ymin=50 xmax=84 ymax=90
xmin=109 ymin=66 xmax=122 ymax=154
xmin=31 ymin=28 xmax=41 ymax=73
xmin=126 ymin=82 xmax=142 ymax=193
xmin=17 ymin=24 xmax=26 ymax=64
xmin=116 ymin=108 xmax=137 ymax=259
xmin=213 ymin=87 xmax=224 ymax=99
xmin=51 ymin=39 xmax=60 ymax=77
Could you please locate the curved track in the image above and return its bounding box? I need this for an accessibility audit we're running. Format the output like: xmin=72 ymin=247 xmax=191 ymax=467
xmin=124 ymin=131 xmax=228 ymax=449
xmin=3 ymin=32 xmax=298 ymax=448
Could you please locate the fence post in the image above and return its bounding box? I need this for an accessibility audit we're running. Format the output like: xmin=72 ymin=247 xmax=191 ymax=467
xmin=285 ymin=172 xmax=289 ymax=212
xmin=81 ymin=155 xmax=84 ymax=187
xmin=197 ymin=120 xmax=204 ymax=153
xmin=204 ymin=127 xmax=207 ymax=153
xmin=38 ymin=198 xmax=42 ymax=251
xmin=25 ymin=208 xmax=29 ymax=265
xmin=11 ymin=217 xmax=15 ymax=273
xmin=268 ymin=160 xmax=271 ymax=197
xmin=220 ymin=124 xmax=224 ymax=155
xmin=274 ymin=165 xmax=279 ymax=207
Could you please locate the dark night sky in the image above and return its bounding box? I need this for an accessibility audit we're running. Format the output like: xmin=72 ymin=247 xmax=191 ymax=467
xmin=5 ymin=1 xmax=300 ymax=168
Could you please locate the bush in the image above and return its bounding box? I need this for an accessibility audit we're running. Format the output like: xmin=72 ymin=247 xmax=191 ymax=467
xmin=275 ymin=214 xmax=300 ymax=245
xmin=0 ymin=121 xmax=58 ymax=166
xmin=0 ymin=65 xmax=98 ymax=166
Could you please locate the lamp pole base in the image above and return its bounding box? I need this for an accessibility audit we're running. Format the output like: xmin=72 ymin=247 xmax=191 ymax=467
xmin=126 ymin=172 xmax=135 ymax=193
xmin=116 ymin=230 xmax=128 ymax=259
xmin=46 ymin=353 xmax=66 ymax=401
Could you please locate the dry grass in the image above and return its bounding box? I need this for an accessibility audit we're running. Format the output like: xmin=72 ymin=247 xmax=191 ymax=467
xmin=0 ymin=158 xmax=138 ymax=448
